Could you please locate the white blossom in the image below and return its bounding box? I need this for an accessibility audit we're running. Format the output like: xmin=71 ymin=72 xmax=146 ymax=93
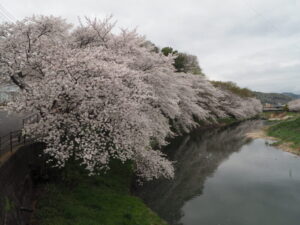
xmin=0 ymin=16 xmax=262 ymax=180
xmin=288 ymin=99 xmax=300 ymax=112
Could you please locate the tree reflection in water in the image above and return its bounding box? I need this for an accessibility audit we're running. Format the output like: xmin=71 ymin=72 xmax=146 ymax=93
xmin=136 ymin=120 xmax=264 ymax=225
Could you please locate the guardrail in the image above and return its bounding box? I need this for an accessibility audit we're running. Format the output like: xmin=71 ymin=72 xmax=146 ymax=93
xmin=0 ymin=113 xmax=39 ymax=158
xmin=263 ymin=107 xmax=284 ymax=112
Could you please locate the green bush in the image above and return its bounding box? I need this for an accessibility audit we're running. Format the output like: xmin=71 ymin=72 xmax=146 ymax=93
xmin=211 ymin=81 xmax=255 ymax=98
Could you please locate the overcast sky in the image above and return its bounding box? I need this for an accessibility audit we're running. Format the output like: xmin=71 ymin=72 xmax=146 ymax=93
xmin=1 ymin=0 xmax=300 ymax=93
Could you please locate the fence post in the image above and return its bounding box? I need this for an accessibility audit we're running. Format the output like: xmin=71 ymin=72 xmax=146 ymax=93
xmin=0 ymin=113 xmax=39 ymax=157
xmin=18 ymin=131 xmax=21 ymax=143
xmin=10 ymin=132 xmax=13 ymax=152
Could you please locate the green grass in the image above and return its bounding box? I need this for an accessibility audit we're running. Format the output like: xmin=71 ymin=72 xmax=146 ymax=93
xmin=267 ymin=117 xmax=300 ymax=150
xmin=261 ymin=111 xmax=300 ymax=119
xmin=34 ymin=161 xmax=167 ymax=225
xmin=217 ymin=117 xmax=238 ymax=125
xmin=211 ymin=81 xmax=254 ymax=98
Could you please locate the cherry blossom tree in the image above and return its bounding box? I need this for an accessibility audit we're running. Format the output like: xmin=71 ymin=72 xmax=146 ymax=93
xmin=288 ymin=99 xmax=300 ymax=112
xmin=0 ymin=16 xmax=262 ymax=181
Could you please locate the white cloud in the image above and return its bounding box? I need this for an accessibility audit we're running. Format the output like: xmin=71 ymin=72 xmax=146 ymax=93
xmin=1 ymin=0 xmax=300 ymax=93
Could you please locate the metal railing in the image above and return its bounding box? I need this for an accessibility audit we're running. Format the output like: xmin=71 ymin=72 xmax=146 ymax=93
xmin=263 ymin=106 xmax=285 ymax=112
xmin=0 ymin=113 xmax=39 ymax=158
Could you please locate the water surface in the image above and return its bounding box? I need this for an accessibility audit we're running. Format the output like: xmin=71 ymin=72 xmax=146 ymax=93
xmin=137 ymin=121 xmax=300 ymax=225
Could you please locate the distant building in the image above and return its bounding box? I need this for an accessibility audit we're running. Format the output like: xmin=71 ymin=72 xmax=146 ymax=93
xmin=264 ymin=103 xmax=273 ymax=108
xmin=263 ymin=103 xmax=285 ymax=111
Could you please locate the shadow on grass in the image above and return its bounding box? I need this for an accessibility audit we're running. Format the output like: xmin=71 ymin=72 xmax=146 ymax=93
xmin=33 ymin=160 xmax=167 ymax=225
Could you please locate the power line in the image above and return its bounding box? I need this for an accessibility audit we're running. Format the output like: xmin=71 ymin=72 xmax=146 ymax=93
xmin=0 ymin=3 xmax=15 ymax=20
xmin=242 ymin=0 xmax=282 ymax=35
xmin=0 ymin=10 xmax=13 ymax=22
xmin=242 ymin=0 xmax=300 ymax=50
xmin=0 ymin=10 xmax=8 ymax=21
xmin=0 ymin=3 xmax=15 ymax=22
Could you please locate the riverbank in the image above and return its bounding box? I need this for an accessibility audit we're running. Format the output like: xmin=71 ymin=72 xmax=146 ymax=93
xmin=259 ymin=111 xmax=299 ymax=121
xmin=31 ymin=117 xmax=246 ymax=225
xmin=32 ymin=160 xmax=167 ymax=225
xmin=246 ymin=113 xmax=300 ymax=156
xmin=267 ymin=117 xmax=300 ymax=155
xmin=136 ymin=120 xmax=300 ymax=225
xmin=245 ymin=128 xmax=298 ymax=155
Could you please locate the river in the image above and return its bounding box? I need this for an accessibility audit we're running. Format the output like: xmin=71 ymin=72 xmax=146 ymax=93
xmin=136 ymin=120 xmax=300 ymax=225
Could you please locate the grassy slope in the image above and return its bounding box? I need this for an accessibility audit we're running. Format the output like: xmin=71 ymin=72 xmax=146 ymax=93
xmin=34 ymin=161 xmax=167 ymax=225
xmin=267 ymin=117 xmax=300 ymax=150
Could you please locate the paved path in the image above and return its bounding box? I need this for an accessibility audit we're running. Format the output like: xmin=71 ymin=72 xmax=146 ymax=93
xmin=0 ymin=110 xmax=23 ymax=136
xmin=0 ymin=110 xmax=35 ymax=167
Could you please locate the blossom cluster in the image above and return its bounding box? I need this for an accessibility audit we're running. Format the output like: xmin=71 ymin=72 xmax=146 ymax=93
xmin=0 ymin=16 xmax=262 ymax=180
xmin=288 ymin=99 xmax=300 ymax=112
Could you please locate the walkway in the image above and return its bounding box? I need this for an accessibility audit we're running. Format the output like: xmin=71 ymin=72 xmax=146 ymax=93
xmin=0 ymin=113 xmax=39 ymax=166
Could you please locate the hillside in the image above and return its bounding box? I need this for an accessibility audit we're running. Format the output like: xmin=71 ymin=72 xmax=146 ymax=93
xmin=253 ymin=92 xmax=295 ymax=105
xmin=282 ymin=92 xmax=300 ymax=99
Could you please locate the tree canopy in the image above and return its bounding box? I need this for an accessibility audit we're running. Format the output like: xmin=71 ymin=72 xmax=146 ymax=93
xmin=0 ymin=16 xmax=262 ymax=181
xmin=211 ymin=81 xmax=254 ymax=98
xmin=161 ymin=47 xmax=203 ymax=75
